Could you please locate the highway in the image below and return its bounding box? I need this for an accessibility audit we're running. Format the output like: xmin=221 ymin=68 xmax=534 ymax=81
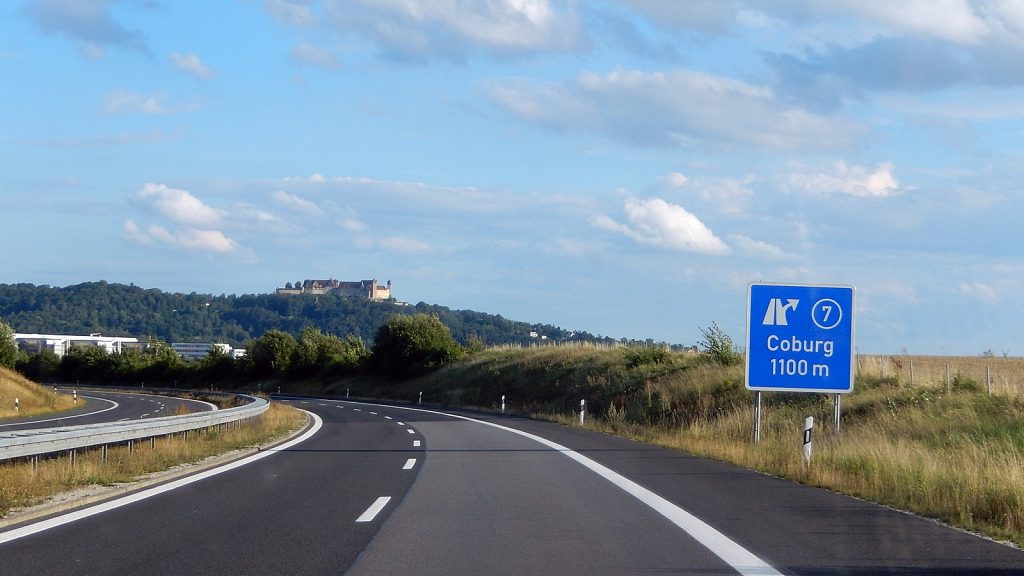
xmin=2 ymin=398 xmax=1023 ymax=575
xmin=0 ymin=390 xmax=216 ymax=431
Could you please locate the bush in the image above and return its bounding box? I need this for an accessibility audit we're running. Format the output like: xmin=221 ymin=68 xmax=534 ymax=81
xmin=369 ymin=314 xmax=464 ymax=379
xmin=697 ymin=322 xmax=742 ymax=366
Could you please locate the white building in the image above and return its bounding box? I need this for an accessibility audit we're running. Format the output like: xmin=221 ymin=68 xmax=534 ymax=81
xmin=14 ymin=333 xmax=141 ymax=358
xmin=171 ymin=342 xmax=234 ymax=362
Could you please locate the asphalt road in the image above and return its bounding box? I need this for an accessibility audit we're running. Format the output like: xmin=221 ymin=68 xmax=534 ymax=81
xmin=2 ymin=398 xmax=1022 ymax=575
xmin=0 ymin=390 xmax=216 ymax=431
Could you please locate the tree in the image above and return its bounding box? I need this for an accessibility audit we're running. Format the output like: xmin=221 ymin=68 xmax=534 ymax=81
xmin=368 ymin=313 xmax=464 ymax=379
xmin=245 ymin=329 xmax=297 ymax=379
xmin=0 ymin=319 xmax=17 ymax=369
xmin=697 ymin=322 xmax=742 ymax=366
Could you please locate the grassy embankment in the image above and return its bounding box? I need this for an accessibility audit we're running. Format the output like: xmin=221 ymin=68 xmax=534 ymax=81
xmin=0 ymin=367 xmax=76 ymax=419
xmin=395 ymin=345 xmax=1024 ymax=546
xmin=0 ymin=387 xmax=308 ymax=517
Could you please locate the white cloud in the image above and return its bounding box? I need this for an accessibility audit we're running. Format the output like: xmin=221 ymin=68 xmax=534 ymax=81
xmin=959 ymin=281 xmax=997 ymax=302
xmin=341 ymin=218 xmax=367 ymax=232
xmin=170 ymin=52 xmax=214 ymax=79
xmin=840 ymin=1 xmax=990 ymax=44
xmin=593 ymin=197 xmax=730 ymax=254
xmin=272 ymin=190 xmax=325 ymax=217
xmin=264 ymin=0 xmax=317 ymax=26
xmin=729 ymin=234 xmax=787 ymax=259
xmin=24 ymin=0 xmax=150 ymax=56
xmin=102 ymin=90 xmax=167 ymax=115
xmin=488 ymin=68 xmax=856 ymax=151
xmin=662 ymin=172 xmax=689 ymax=187
xmin=787 ymin=161 xmax=900 ymax=197
xmin=289 ymin=41 xmax=340 ymax=68
xmin=132 ymin=183 xmax=226 ymax=227
xmin=320 ymin=0 xmax=586 ymax=60
xmin=357 ymin=235 xmax=431 ymax=252
xmin=123 ymin=220 xmax=238 ymax=253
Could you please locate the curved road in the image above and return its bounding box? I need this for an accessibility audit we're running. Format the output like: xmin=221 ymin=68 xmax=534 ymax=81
xmin=0 ymin=390 xmax=215 ymax=431
xmin=2 ymin=398 xmax=1022 ymax=575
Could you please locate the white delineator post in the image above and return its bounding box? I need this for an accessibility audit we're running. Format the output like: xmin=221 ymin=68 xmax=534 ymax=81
xmin=73 ymin=390 xmax=78 ymax=404
xmin=418 ymin=391 xmax=423 ymax=405
xmin=803 ymin=416 xmax=814 ymax=465
xmin=14 ymin=397 xmax=18 ymax=413
xmin=579 ymin=399 xmax=586 ymax=425
xmin=501 ymin=395 xmax=506 ymax=413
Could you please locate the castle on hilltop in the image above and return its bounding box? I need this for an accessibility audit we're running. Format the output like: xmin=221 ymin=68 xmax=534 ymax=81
xmin=276 ymin=278 xmax=392 ymax=301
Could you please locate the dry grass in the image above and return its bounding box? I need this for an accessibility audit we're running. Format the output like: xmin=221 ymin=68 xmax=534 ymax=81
xmin=857 ymin=354 xmax=1024 ymax=396
xmin=0 ymin=367 xmax=75 ymax=419
xmin=0 ymin=402 xmax=307 ymax=517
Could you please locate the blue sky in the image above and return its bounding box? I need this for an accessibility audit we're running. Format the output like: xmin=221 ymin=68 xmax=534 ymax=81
xmin=3 ymin=1 xmax=1024 ymax=354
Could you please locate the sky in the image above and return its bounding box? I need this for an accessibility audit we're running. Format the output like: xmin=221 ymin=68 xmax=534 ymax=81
xmin=3 ymin=0 xmax=1024 ymax=355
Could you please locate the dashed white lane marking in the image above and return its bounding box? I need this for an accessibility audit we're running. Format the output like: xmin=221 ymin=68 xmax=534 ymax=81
xmin=353 ymin=409 xmax=362 ymax=412
xmin=356 ymin=497 xmax=392 ymax=523
xmin=370 ymin=412 xmax=378 ymax=415
xmin=406 ymin=429 xmax=415 ymax=434
xmin=384 ymin=416 xmax=393 ymax=420
xmin=356 ymin=403 xmax=784 ymax=576
xmin=402 ymin=459 xmax=416 ymax=470
xmin=413 ymin=440 xmax=421 ymax=447
xmin=396 ymin=422 xmax=404 ymax=426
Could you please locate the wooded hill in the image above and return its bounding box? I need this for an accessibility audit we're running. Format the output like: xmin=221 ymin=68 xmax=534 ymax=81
xmin=0 ymin=282 xmax=615 ymax=347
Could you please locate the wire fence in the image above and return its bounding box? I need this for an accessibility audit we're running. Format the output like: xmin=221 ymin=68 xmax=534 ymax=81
xmin=856 ymin=355 xmax=1024 ymax=396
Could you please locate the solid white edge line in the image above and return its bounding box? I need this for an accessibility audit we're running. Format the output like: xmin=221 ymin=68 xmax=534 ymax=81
xmin=402 ymin=458 xmax=416 ymax=470
xmin=0 ymin=410 xmax=324 ymax=546
xmin=356 ymin=496 xmax=392 ymax=523
xmin=353 ymin=402 xmax=784 ymax=576
xmin=0 ymin=396 xmax=120 ymax=428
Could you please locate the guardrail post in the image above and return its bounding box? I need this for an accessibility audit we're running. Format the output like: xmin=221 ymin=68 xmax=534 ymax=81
xmin=101 ymin=444 xmax=108 ymax=463
xmin=150 ymin=436 xmax=155 ymax=450
xmin=128 ymin=440 xmax=134 ymax=455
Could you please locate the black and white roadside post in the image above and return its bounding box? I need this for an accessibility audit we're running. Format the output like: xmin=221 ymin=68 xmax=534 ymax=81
xmin=803 ymin=416 xmax=814 ymax=465
xmin=418 ymin=391 xmax=423 ymax=405
xmin=346 ymin=387 xmax=350 ymax=398
xmin=73 ymin=390 xmax=77 ymax=404
xmin=501 ymin=394 xmax=506 ymax=414
xmin=746 ymin=283 xmax=856 ymax=445
xmin=579 ymin=399 xmax=586 ymax=425
xmin=14 ymin=397 xmax=18 ymax=413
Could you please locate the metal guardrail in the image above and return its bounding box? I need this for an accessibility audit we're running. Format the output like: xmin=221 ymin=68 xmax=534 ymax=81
xmin=0 ymin=394 xmax=269 ymax=461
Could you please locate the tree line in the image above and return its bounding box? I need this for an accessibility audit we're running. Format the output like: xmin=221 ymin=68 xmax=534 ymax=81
xmin=0 ymin=281 xmax=616 ymax=348
xmin=2 ymin=314 xmax=467 ymax=388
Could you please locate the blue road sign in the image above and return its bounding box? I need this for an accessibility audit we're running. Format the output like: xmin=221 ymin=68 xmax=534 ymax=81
xmin=746 ymin=283 xmax=855 ymax=393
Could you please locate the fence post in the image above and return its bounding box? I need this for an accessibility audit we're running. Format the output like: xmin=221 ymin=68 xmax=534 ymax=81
xmin=910 ymin=360 xmax=914 ymax=386
xmin=987 ymin=365 xmax=992 ymax=395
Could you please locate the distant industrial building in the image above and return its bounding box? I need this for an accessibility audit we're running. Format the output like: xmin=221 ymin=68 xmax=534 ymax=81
xmin=171 ymin=342 xmax=246 ymax=362
xmin=276 ymin=278 xmax=392 ymax=300
xmin=14 ymin=333 xmax=141 ymax=358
